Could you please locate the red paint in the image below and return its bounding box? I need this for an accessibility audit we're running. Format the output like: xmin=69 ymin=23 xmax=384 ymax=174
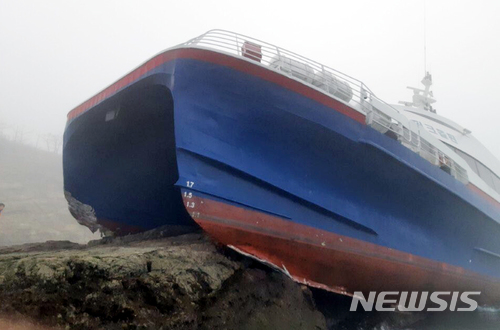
xmin=241 ymin=41 xmax=262 ymax=62
xmin=67 ymin=48 xmax=365 ymax=125
xmin=467 ymin=183 xmax=500 ymax=210
xmin=185 ymin=195 xmax=500 ymax=305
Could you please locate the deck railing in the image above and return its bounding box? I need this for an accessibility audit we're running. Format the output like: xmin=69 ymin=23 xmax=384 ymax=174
xmin=182 ymin=29 xmax=469 ymax=184
xmin=365 ymin=107 xmax=469 ymax=183
xmin=184 ymin=29 xmax=371 ymax=108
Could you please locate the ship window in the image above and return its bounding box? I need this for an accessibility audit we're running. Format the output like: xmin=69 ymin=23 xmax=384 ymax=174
xmin=444 ymin=143 xmax=500 ymax=195
xmin=451 ymin=147 xmax=479 ymax=175
xmin=493 ymin=175 xmax=500 ymax=195
xmin=477 ymin=162 xmax=495 ymax=191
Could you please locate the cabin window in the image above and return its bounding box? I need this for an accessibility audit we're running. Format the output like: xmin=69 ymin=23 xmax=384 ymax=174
xmin=445 ymin=143 xmax=500 ymax=195
xmin=477 ymin=162 xmax=495 ymax=191
xmin=493 ymin=175 xmax=500 ymax=193
xmin=451 ymin=147 xmax=479 ymax=174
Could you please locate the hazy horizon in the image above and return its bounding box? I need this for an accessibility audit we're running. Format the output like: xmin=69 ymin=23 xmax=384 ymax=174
xmin=1 ymin=1 xmax=500 ymax=160
xmin=2 ymin=1 xmax=500 ymax=246
xmin=0 ymin=135 xmax=98 ymax=246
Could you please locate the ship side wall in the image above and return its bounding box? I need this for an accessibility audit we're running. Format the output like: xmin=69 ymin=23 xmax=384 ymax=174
xmin=63 ymin=48 xmax=500 ymax=285
xmin=170 ymin=56 xmax=500 ymax=281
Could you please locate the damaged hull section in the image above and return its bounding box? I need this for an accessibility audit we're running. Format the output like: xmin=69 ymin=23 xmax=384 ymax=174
xmin=182 ymin=191 xmax=500 ymax=304
xmin=64 ymin=46 xmax=500 ymax=303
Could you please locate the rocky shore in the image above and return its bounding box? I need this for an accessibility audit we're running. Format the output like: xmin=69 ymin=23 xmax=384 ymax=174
xmin=0 ymin=228 xmax=430 ymax=330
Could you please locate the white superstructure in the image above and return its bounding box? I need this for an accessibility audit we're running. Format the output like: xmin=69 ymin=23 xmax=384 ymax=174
xmin=395 ymin=73 xmax=500 ymax=199
xmin=181 ymin=30 xmax=500 ymax=203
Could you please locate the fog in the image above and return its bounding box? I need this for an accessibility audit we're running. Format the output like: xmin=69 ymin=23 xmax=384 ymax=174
xmin=2 ymin=0 xmax=499 ymax=155
xmin=0 ymin=135 xmax=98 ymax=246
xmin=1 ymin=0 xmax=500 ymax=244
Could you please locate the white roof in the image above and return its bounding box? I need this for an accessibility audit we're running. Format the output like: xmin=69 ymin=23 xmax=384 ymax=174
xmin=394 ymin=105 xmax=500 ymax=178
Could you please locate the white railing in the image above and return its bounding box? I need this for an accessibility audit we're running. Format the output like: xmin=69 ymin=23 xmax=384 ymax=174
xmin=181 ymin=30 xmax=468 ymax=184
xmin=366 ymin=108 xmax=468 ymax=183
xmin=183 ymin=30 xmax=370 ymax=107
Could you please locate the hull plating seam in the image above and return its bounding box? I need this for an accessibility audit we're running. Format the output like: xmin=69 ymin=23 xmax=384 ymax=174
xmin=176 ymin=147 xmax=378 ymax=236
xmin=183 ymin=192 xmax=500 ymax=304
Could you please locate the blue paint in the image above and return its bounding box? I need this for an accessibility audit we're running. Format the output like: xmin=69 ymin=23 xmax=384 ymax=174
xmin=64 ymin=55 xmax=500 ymax=280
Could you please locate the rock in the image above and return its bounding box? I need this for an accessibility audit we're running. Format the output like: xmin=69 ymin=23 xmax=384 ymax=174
xmin=0 ymin=232 xmax=327 ymax=330
xmin=199 ymin=269 xmax=326 ymax=330
xmin=0 ymin=240 xmax=83 ymax=255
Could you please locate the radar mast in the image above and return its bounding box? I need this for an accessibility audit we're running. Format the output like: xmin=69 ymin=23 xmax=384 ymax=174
xmin=399 ymin=72 xmax=437 ymax=113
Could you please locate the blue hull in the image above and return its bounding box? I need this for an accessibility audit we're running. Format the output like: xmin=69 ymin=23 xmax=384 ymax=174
xmin=64 ymin=49 xmax=500 ymax=293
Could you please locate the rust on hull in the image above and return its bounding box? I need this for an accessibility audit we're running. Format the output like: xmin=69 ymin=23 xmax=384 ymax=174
xmin=183 ymin=193 xmax=500 ymax=305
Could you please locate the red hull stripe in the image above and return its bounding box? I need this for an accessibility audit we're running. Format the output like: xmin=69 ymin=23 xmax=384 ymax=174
xmin=67 ymin=48 xmax=366 ymax=125
xmin=67 ymin=48 xmax=500 ymax=208
xmin=467 ymin=183 xmax=500 ymax=210
xmin=186 ymin=195 xmax=500 ymax=304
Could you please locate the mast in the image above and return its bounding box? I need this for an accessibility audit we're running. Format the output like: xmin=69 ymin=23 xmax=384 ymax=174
xmin=399 ymin=72 xmax=437 ymax=113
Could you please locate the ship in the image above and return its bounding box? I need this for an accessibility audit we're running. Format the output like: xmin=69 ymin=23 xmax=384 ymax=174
xmin=63 ymin=30 xmax=500 ymax=304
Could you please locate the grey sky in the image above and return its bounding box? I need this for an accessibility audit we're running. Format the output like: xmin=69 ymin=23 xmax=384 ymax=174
xmin=1 ymin=1 xmax=500 ymax=158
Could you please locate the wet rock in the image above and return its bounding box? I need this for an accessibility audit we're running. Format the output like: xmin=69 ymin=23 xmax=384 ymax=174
xmin=0 ymin=232 xmax=327 ymax=329
xmin=0 ymin=240 xmax=83 ymax=255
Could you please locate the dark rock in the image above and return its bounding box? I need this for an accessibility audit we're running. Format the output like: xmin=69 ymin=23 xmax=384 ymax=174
xmin=0 ymin=232 xmax=327 ymax=329
xmin=0 ymin=240 xmax=84 ymax=255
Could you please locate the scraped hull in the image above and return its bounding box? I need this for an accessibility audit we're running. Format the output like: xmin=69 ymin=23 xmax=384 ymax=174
xmin=64 ymin=47 xmax=500 ymax=304
xmin=182 ymin=191 xmax=500 ymax=302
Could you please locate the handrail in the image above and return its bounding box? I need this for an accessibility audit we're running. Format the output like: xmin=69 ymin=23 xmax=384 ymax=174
xmin=182 ymin=30 xmax=369 ymax=107
xmin=180 ymin=29 xmax=469 ymax=184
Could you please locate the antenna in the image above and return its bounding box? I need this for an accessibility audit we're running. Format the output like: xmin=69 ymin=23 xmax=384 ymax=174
xmin=424 ymin=0 xmax=427 ymax=75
